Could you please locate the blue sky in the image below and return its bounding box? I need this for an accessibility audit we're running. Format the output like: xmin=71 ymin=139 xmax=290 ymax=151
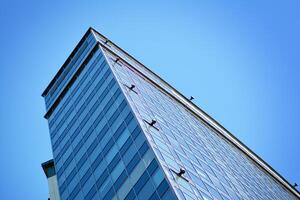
xmin=0 ymin=0 xmax=299 ymax=199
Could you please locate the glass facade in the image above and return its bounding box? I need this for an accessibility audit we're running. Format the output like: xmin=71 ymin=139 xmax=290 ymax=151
xmin=43 ymin=31 xmax=176 ymax=200
xmin=104 ymin=49 xmax=297 ymax=200
xmin=43 ymin=28 xmax=299 ymax=200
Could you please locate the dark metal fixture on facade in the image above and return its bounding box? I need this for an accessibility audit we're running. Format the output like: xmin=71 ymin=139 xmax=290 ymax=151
xmin=170 ymin=168 xmax=189 ymax=182
xmin=129 ymin=84 xmax=135 ymax=90
xmin=149 ymin=119 xmax=157 ymax=126
xmin=115 ymin=57 xmax=120 ymax=63
xmin=143 ymin=119 xmax=159 ymax=131
xmin=178 ymin=168 xmax=186 ymax=177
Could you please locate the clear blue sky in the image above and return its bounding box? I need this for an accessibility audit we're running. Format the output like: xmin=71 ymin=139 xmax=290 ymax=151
xmin=0 ymin=0 xmax=299 ymax=199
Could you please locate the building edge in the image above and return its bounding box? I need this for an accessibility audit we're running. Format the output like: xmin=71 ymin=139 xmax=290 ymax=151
xmin=41 ymin=27 xmax=300 ymax=198
xmin=97 ymin=43 xmax=181 ymax=199
xmin=89 ymin=28 xmax=300 ymax=198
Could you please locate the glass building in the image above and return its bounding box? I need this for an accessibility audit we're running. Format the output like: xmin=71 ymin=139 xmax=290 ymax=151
xmin=42 ymin=28 xmax=300 ymax=200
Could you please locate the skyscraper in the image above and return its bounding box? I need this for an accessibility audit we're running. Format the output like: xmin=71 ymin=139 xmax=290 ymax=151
xmin=42 ymin=27 xmax=300 ymax=200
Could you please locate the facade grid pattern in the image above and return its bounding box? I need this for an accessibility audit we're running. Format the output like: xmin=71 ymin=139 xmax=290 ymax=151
xmin=44 ymin=37 xmax=176 ymax=200
xmin=104 ymin=49 xmax=297 ymax=200
xmin=42 ymin=28 xmax=299 ymax=200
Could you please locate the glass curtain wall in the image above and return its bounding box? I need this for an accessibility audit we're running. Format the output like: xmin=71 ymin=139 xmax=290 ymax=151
xmin=103 ymin=49 xmax=297 ymax=200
